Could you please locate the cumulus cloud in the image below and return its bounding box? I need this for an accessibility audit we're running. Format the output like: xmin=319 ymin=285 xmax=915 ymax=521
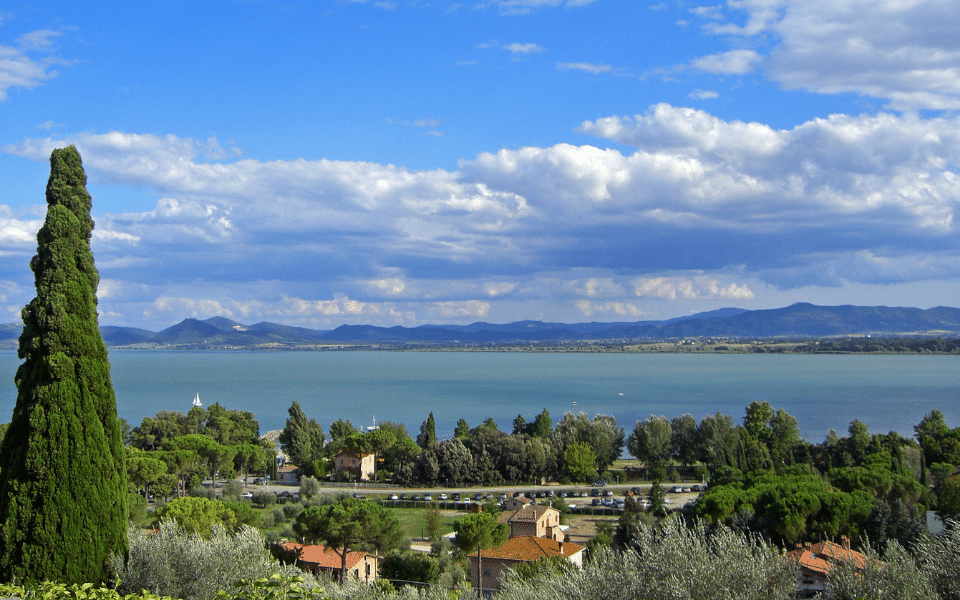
xmin=691 ymin=0 xmax=960 ymax=110
xmin=0 ymin=30 xmax=65 ymax=101
xmin=576 ymin=300 xmax=647 ymax=318
xmin=3 ymin=103 xmax=959 ymax=328
xmin=690 ymin=49 xmax=763 ymax=74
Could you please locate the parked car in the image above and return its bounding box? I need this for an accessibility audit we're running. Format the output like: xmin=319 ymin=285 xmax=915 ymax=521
xmin=671 ymin=486 xmax=684 ymax=493
xmin=400 ymin=493 xmax=409 ymax=500
xmin=475 ymin=493 xmax=483 ymax=501
xmin=411 ymin=494 xmax=421 ymax=501
xmin=591 ymin=488 xmax=600 ymax=496
xmin=591 ymin=498 xmax=602 ymax=506
xmin=424 ymin=493 xmax=433 ymax=501
xmin=499 ymin=493 xmax=508 ymax=500
xmin=241 ymin=492 xmax=253 ymax=499
xmin=452 ymin=493 xmax=461 ymax=501
xmin=438 ymin=493 xmax=448 ymax=500
xmin=388 ymin=494 xmax=399 ymax=500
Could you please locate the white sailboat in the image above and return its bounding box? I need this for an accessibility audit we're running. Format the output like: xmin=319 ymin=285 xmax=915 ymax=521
xmin=193 ymin=393 xmax=202 ymax=408
xmin=367 ymin=415 xmax=379 ymax=431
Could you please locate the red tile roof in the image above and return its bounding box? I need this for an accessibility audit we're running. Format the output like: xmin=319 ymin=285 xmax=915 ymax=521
xmin=785 ymin=540 xmax=869 ymax=576
xmin=482 ymin=536 xmax=584 ymax=562
xmin=279 ymin=542 xmax=367 ymax=570
xmin=498 ymin=504 xmax=555 ymax=525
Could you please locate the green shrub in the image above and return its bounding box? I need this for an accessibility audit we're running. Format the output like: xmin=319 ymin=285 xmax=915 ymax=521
xmin=222 ymin=480 xmax=243 ymax=500
xmin=916 ymin=519 xmax=960 ymax=600
xmin=129 ymin=493 xmax=149 ymax=525
xmin=282 ymin=502 xmax=303 ymax=519
xmin=498 ymin=519 xmax=796 ymax=600
xmin=253 ymin=492 xmax=277 ymax=508
xmin=111 ymin=522 xmax=303 ymax=600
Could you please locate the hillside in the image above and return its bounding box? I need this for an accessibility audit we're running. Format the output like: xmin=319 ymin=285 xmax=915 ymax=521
xmin=3 ymin=303 xmax=960 ymax=349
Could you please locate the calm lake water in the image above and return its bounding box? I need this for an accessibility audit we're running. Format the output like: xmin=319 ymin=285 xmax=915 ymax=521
xmin=1 ymin=350 xmax=958 ymax=442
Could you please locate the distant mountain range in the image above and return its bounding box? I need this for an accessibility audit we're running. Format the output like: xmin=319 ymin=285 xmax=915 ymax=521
xmin=3 ymin=303 xmax=960 ymax=349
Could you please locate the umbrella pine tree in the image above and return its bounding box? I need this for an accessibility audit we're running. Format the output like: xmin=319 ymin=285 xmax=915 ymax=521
xmin=0 ymin=146 xmax=128 ymax=584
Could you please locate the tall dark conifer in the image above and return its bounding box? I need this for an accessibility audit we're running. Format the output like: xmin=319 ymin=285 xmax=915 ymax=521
xmin=0 ymin=146 xmax=127 ymax=584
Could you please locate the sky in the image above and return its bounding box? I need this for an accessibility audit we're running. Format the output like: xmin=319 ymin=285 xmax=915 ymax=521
xmin=1 ymin=0 xmax=959 ymax=331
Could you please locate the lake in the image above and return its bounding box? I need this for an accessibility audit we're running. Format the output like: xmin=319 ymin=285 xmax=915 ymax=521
xmin=1 ymin=350 xmax=958 ymax=442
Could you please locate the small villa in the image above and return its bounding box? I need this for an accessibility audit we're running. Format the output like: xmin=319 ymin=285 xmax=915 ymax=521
xmin=785 ymin=537 xmax=870 ymax=597
xmin=498 ymin=503 xmax=564 ymax=542
xmin=467 ymin=536 xmax=585 ymax=592
xmin=278 ymin=542 xmax=377 ymax=583
xmin=334 ymin=450 xmax=376 ymax=482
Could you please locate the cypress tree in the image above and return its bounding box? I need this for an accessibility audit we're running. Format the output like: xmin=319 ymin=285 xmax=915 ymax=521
xmin=0 ymin=146 xmax=128 ymax=584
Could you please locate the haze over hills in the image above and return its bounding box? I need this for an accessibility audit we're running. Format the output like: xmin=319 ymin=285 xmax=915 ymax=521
xmin=3 ymin=303 xmax=960 ymax=349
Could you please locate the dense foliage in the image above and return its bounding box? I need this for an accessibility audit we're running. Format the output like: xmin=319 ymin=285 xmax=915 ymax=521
xmin=0 ymin=146 xmax=127 ymax=584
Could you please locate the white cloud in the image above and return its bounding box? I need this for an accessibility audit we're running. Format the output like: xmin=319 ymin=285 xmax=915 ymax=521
xmin=692 ymin=0 xmax=960 ymax=110
xmin=632 ymin=277 xmax=755 ymax=300
xmin=504 ymin=42 xmax=545 ymax=54
xmin=691 ymin=49 xmax=763 ymax=74
xmin=557 ymin=62 xmax=613 ymax=74
xmin=0 ymin=31 xmax=64 ymax=101
xmin=482 ymin=0 xmax=598 ymax=15
xmin=576 ymin=300 xmax=647 ymax=317
xmin=688 ymin=89 xmax=719 ymax=99
xmin=3 ymin=105 xmax=959 ymax=329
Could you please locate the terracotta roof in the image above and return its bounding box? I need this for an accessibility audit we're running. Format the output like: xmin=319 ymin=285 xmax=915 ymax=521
xmin=335 ymin=450 xmax=372 ymax=458
xmin=279 ymin=542 xmax=367 ymax=570
xmin=785 ymin=540 xmax=869 ymax=575
xmin=482 ymin=536 xmax=584 ymax=562
xmin=277 ymin=465 xmax=299 ymax=473
xmin=498 ymin=504 xmax=555 ymax=524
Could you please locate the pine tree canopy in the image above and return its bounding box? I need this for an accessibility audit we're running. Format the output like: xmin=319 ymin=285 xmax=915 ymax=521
xmin=0 ymin=146 xmax=128 ymax=584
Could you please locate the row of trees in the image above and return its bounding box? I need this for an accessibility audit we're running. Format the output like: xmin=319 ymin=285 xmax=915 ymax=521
xmin=126 ymin=404 xmax=277 ymax=500
xmin=275 ymin=403 xmax=627 ymax=486
xmin=622 ymin=402 xmax=960 ymax=550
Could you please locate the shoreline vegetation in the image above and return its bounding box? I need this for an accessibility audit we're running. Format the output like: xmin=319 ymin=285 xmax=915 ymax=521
xmin=60 ymin=337 xmax=960 ymax=353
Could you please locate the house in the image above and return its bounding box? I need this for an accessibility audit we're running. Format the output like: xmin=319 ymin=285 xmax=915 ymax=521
xmin=498 ymin=504 xmax=564 ymax=542
xmin=785 ymin=537 xmax=869 ymax=597
xmin=278 ymin=542 xmax=377 ymax=583
xmin=467 ymin=536 xmax=585 ymax=593
xmin=334 ymin=450 xmax=375 ymax=482
xmin=276 ymin=464 xmax=300 ymax=485
xmin=502 ymin=495 xmax=534 ymax=511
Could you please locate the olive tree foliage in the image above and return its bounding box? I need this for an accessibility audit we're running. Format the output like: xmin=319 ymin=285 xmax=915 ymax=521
xmin=111 ymin=521 xmax=305 ymax=600
xmin=825 ymin=539 xmax=937 ymax=600
xmin=497 ymin=519 xmax=796 ymax=600
xmin=915 ymin=519 xmax=960 ymax=600
xmin=0 ymin=146 xmax=127 ymax=584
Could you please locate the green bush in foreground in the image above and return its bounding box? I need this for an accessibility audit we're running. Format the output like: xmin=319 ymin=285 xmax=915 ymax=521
xmin=498 ymin=519 xmax=796 ymax=600
xmin=111 ymin=522 xmax=303 ymax=600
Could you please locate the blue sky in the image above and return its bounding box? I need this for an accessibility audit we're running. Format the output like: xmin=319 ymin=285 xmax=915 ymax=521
xmin=1 ymin=0 xmax=959 ymax=331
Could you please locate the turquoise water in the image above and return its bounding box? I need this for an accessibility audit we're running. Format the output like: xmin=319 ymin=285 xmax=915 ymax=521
xmin=1 ymin=350 xmax=958 ymax=441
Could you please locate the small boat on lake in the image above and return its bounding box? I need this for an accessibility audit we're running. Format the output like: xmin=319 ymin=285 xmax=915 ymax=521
xmin=193 ymin=393 xmax=202 ymax=408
